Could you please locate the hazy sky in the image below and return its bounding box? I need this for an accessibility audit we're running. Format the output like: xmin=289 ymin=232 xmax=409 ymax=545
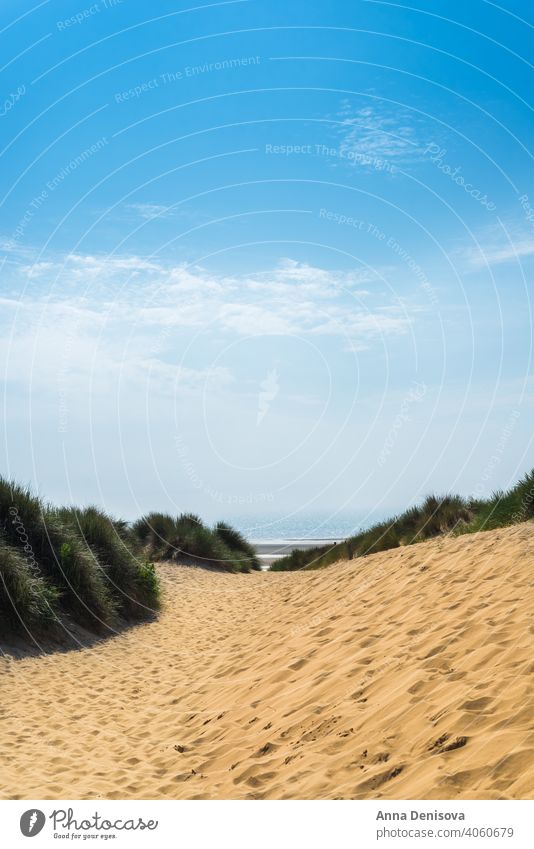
xmin=1 ymin=0 xmax=533 ymax=528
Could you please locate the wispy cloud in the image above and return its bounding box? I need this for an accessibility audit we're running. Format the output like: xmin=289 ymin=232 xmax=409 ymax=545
xmin=336 ymin=102 xmax=421 ymax=166
xmin=18 ymin=252 xmax=162 ymax=284
xmin=1 ymin=251 xmax=414 ymax=404
xmin=125 ymin=203 xmax=175 ymax=221
xmin=462 ymin=235 xmax=534 ymax=269
xmin=246 ymin=258 xmax=378 ymax=300
xmin=8 ymin=250 xmax=408 ymax=335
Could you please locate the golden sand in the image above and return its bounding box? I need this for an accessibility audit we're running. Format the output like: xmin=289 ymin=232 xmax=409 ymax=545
xmin=1 ymin=523 xmax=533 ymax=799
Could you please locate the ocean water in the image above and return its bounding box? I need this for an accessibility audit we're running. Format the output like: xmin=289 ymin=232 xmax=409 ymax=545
xmin=226 ymin=511 xmax=387 ymax=568
xmin=229 ymin=511 xmax=382 ymax=543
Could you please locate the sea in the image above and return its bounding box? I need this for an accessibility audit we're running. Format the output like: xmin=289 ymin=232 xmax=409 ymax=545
xmin=229 ymin=510 xmax=386 ymax=569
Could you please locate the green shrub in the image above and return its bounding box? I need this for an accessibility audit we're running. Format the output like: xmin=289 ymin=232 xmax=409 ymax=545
xmin=136 ymin=559 xmax=159 ymax=602
xmin=46 ymin=518 xmax=117 ymax=627
xmin=132 ymin=511 xmax=256 ymax=572
xmin=0 ymin=478 xmax=160 ymax=639
xmin=0 ymin=479 xmax=115 ymax=628
xmin=214 ymin=521 xmax=260 ymax=570
xmin=57 ymin=506 xmax=160 ymax=617
xmin=466 ymin=469 xmax=534 ymax=532
xmin=269 ymin=474 xmax=534 ymax=572
xmin=0 ymin=541 xmax=59 ymax=632
xmin=132 ymin=512 xmax=176 ymax=559
xmin=169 ymin=515 xmax=253 ymax=572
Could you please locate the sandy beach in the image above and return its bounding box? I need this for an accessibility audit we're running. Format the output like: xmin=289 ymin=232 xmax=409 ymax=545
xmin=1 ymin=523 xmax=533 ymax=800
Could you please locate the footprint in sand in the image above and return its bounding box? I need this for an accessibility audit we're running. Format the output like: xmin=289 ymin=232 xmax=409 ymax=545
xmin=460 ymin=697 xmax=494 ymax=712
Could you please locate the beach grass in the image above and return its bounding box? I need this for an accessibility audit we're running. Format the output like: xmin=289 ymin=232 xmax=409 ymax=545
xmin=133 ymin=512 xmax=260 ymax=572
xmin=55 ymin=506 xmax=160 ymax=618
xmin=0 ymin=477 xmax=160 ymax=638
xmin=270 ymin=468 xmax=534 ymax=571
xmin=0 ymin=542 xmax=59 ymax=633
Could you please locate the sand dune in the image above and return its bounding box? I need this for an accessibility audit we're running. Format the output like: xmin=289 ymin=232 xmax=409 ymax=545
xmin=1 ymin=523 xmax=533 ymax=800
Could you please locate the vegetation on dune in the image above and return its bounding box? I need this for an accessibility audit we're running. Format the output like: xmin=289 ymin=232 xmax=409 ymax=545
xmin=0 ymin=481 xmax=258 ymax=643
xmin=4 ymin=465 xmax=532 ymax=637
xmin=270 ymin=469 xmax=534 ymax=572
xmin=132 ymin=511 xmax=176 ymax=558
xmin=0 ymin=480 xmax=115 ymax=629
xmin=0 ymin=543 xmax=59 ymax=632
xmin=466 ymin=469 xmax=534 ymax=532
xmin=133 ymin=512 xmax=260 ymax=572
xmin=55 ymin=506 xmax=160 ymax=618
xmin=214 ymin=521 xmax=259 ymax=563
xmin=0 ymin=477 xmax=160 ymax=639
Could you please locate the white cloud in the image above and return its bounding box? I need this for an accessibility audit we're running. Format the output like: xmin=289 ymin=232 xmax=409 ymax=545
xmin=16 ymin=252 xmax=163 ymax=288
xmin=20 ymin=261 xmax=55 ymax=277
xmin=7 ymin=251 xmax=400 ymax=337
xmin=218 ymin=302 xmax=299 ymax=336
xmin=125 ymin=203 xmax=174 ymax=220
xmin=1 ymin=252 xmax=413 ymax=400
xmin=336 ymin=102 xmax=421 ymax=165
xmin=311 ymin=309 xmax=411 ymax=349
xmin=462 ymin=233 xmax=534 ymax=269
xmin=68 ymin=253 xmax=162 ymax=274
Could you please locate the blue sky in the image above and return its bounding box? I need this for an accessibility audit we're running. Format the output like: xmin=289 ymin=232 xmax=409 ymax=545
xmin=1 ymin=0 xmax=533 ymax=530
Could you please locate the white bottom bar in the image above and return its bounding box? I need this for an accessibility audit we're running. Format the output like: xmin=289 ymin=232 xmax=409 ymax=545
xmin=1 ymin=799 xmax=532 ymax=848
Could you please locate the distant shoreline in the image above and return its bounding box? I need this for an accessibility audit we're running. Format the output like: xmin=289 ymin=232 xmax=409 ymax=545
xmin=251 ymin=538 xmax=343 ymax=569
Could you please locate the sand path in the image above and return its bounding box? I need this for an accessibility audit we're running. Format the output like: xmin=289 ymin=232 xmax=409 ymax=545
xmin=1 ymin=524 xmax=533 ymax=799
